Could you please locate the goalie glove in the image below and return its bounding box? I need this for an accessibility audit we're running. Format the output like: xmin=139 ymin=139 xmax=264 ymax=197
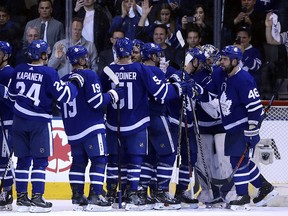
xmin=244 ymin=124 xmax=260 ymax=147
xmin=108 ymin=87 xmax=125 ymax=104
xmin=69 ymin=72 xmax=85 ymax=88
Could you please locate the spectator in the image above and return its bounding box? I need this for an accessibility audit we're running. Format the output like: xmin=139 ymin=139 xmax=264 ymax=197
xmin=15 ymin=26 xmax=40 ymax=65
xmin=182 ymin=4 xmax=213 ymax=45
xmin=138 ymin=1 xmax=182 ymax=49
xmin=23 ymin=0 xmax=64 ymax=51
xmin=175 ymin=27 xmax=202 ymax=67
xmin=109 ymin=0 xmax=141 ymax=40
xmin=74 ymin=0 xmax=111 ymax=53
xmin=0 ymin=6 xmax=22 ymax=66
xmin=236 ymin=26 xmax=262 ymax=89
xmin=97 ymin=29 xmax=125 ymax=76
xmin=48 ymin=17 xmax=98 ymax=78
xmin=223 ymin=0 xmax=266 ymax=55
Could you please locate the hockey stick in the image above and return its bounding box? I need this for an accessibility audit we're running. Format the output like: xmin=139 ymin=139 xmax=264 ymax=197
xmin=0 ymin=115 xmax=14 ymax=193
xmin=103 ymin=66 xmax=122 ymax=208
xmin=211 ymin=79 xmax=285 ymax=186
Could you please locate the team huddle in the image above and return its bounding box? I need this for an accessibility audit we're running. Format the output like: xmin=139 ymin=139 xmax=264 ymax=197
xmin=0 ymin=37 xmax=278 ymax=213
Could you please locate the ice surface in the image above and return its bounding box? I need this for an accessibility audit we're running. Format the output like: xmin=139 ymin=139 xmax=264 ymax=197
xmin=1 ymin=200 xmax=288 ymax=216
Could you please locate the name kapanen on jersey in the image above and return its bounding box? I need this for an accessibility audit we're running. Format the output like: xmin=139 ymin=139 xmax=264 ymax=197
xmin=16 ymin=72 xmax=43 ymax=82
xmin=115 ymin=72 xmax=137 ymax=80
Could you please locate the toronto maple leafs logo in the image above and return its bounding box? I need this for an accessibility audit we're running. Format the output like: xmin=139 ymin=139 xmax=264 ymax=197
xmin=200 ymin=92 xmax=221 ymax=119
xmin=220 ymin=92 xmax=232 ymax=116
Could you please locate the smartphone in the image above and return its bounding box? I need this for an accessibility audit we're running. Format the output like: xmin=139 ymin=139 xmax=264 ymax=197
xmin=186 ymin=16 xmax=196 ymax=23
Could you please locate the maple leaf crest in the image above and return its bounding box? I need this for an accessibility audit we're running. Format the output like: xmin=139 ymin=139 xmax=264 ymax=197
xmin=48 ymin=133 xmax=71 ymax=173
xmin=220 ymin=92 xmax=232 ymax=116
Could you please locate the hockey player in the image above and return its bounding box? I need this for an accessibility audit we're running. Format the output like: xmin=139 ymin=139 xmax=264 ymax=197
xmin=139 ymin=42 xmax=181 ymax=210
xmin=58 ymin=45 xmax=124 ymax=211
xmin=191 ymin=45 xmax=236 ymax=207
xmin=165 ymin=48 xmax=204 ymax=209
xmin=0 ymin=41 xmax=14 ymax=211
xmin=101 ymin=37 xmax=188 ymax=211
xmin=206 ymin=45 xmax=278 ymax=210
xmin=131 ymin=39 xmax=144 ymax=63
xmin=6 ymin=40 xmax=85 ymax=213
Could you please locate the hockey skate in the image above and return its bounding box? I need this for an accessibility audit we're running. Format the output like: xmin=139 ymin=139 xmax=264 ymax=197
xmin=0 ymin=190 xmax=13 ymax=211
xmin=205 ymin=197 xmax=227 ymax=209
xmin=253 ymin=183 xmax=279 ymax=207
xmin=125 ymin=190 xmax=146 ymax=211
xmin=16 ymin=192 xmax=31 ymax=212
xmin=175 ymin=189 xmax=198 ymax=209
xmin=30 ymin=193 xmax=52 ymax=213
xmin=72 ymin=192 xmax=88 ymax=211
xmin=138 ymin=189 xmax=155 ymax=210
xmin=153 ymin=190 xmax=181 ymax=210
xmin=228 ymin=194 xmax=251 ymax=211
xmin=85 ymin=191 xmax=112 ymax=212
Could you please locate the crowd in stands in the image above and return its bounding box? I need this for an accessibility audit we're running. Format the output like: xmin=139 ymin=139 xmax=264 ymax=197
xmin=0 ymin=0 xmax=288 ymax=99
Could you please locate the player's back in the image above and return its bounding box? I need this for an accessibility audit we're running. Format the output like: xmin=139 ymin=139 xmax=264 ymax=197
xmin=8 ymin=63 xmax=70 ymax=122
xmin=102 ymin=62 xmax=150 ymax=135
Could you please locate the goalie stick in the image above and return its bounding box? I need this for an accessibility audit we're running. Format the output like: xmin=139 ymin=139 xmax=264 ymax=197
xmin=211 ymin=79 xmax=285 ymax=186
xmin=103 ymin=66 xmax=122 ymax=208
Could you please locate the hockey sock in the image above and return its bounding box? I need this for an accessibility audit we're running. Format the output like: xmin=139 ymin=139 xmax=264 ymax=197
xmin=127 ymin=155 xmax=143 ymax=191
xmin=31 ymin=157 xmax=48 ymax=194
xmin=178 ymin=164 xmax=190 ymax=191
xmin=89 ymin=156 xmax=106 ymax=194
xmin=248 ymin=160 xmax=262 ymax=188
xmin=15 ymin=157 xmax=32 ymax=193
xmin=157 ymin=154 xmax=174 ymax=191
xmin=0 ymin=158 xmax=13 ymax=188
xmin=139 ymin=162 xmax=154 ymax=190
xmin=69 ymin=155 xmax=88 ymax=194
xmin=231 ymin=156 xmax=250 ymax=195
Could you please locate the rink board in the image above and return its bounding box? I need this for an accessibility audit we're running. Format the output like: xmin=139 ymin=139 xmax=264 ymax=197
xmin=11 ymin=118 xmax=288 ymax=200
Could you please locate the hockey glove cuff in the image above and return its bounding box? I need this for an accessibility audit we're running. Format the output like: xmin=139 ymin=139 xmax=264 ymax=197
xmin=0 ymin=84 xmax=8 ymax=100
xmin=70 ymin=73 xmax=85 ymax=88
xmin=244 ymin=125 xmax=260 ymax=147
xmin=172 ymin=81 xmax=187 ymax=97
xmin=108 ymin=87 xmax=124 ymax=104
xmin=187 ymin=80 xmax=203 ymax=99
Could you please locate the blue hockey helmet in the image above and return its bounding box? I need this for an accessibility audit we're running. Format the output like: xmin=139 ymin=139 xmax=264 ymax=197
xmin=141 ymin=42 xmax=163 ymax=61
xmin=114 ymin=37 xmax=132 ymax=58
xmin=66 ymin=45 xmax=88 ymax=65
xmin=201 ymin=44 xmax=220 ymax=64
xmin=132 ymin=39 xmax=144 ymax=49
xmin=186 ymin=47 xmax=206 ymax=63
xmin=220 ymin=45 xmax=242 ymax=61
xmin=27 ymin=40 xmax=49 ymax=60
xmin=0 ymin=41 xmax=12 ymax=57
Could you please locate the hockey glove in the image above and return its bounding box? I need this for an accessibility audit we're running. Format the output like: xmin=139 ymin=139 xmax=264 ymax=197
xmin=187 ymin=80 xmax=203 ymax=99
xmin=108 ymin=87 xmax=125 ymax=104
xmin=70 ymin=72 xmax=85 ymax=88
xmin=172 ymin=81 xmax=187 ymax=97
xmin=244 ymin=124 xmax=260 ymax=147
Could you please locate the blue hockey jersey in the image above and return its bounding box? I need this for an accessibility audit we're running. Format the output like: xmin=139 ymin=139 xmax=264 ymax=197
xmin=0 ymin=65 xmax=14 ymax=125
xmin=8 ymin=63 xmax=79 ymax=122
xmin=193 ymin=67 xmax=225 ymax=134
xmin=101 ymin=62 xmax=180 ymax=136
xmin=59 ymin=69 xmax=112 ymax=144
xmin=206 ymin=67 xmax=263 ymax=132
